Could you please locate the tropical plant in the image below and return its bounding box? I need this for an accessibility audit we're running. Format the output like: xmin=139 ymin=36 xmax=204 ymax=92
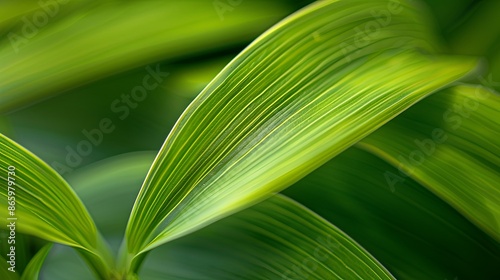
xmin=0 ymin=0 xmax=499 ymax=279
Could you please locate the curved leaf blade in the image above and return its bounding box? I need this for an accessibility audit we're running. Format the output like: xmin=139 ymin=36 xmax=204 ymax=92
xmin=20 ymin=244 xmax=53 ymax=280
xmin=125 ymin=0 xmax=478 ymax=263
xmin=358 ymin=84 xmax=500 ymax=240
xmin=284 ymin=146 xmax=500 ymax=279
xmin=0 ymin=134 xmax=112 ymax=279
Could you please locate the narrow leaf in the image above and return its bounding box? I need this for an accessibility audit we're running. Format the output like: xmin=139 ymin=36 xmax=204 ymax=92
xmin=284 ymin=146 xmax=500 ymax=279
xmin=0 ymin=134 xmax=113 ymax=279
xmin=20 ymin=244 xmax=53 ymax=280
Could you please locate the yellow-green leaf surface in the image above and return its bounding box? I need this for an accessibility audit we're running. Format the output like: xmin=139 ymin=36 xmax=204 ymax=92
xmin=0 ymin=0 xmax=291 ymax=112
xmin=124 ymin=0 xmax=478 ymax=268
xmin=358 ymin=84 xmax=500 ymax=240
xmin=284 ymin=146 xmax=500 ymax=279
xmin=20 ymin=244 xmax=53 ymax=280
xmin=0 ymin=134 xmax=112 ymax=279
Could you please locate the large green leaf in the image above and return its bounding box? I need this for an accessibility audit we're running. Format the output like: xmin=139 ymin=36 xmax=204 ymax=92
xmin=358 ymin=84 xmax=500 ymax=240
xmin=0 ymin=0 xmax=291 ymax=112
xmin=284 ymin=146 xmax=500 ymax=279
xmin=124 ymin=0 xmax=478 ymax=270
xmin=0 ymin=134 xmax=112 ymax=279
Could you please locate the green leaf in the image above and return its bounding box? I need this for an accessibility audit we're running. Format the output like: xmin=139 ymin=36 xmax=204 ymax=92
xmin=124 ymin=0 xmax=478 ymax=270
xmin=284 ymin=146 xmax=500 ymax=279
xmin=0 ymin=134 xmax=113 ymax=279
xmin=0 ymin=0 xmax=291 ymax=112
xmin=140 ymin=195 xmax=394 ymax=280
xmin=358 ymin=84 xmax=500 ymax=240
xmin=20 ymin=244 xmax=53 ymax=280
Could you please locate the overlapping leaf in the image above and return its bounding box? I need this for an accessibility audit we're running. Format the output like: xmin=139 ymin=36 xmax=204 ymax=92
xmin=0 ymin=134 xmax=112 ymax=279
xmin=284 ymin=146 xmax=500 ymax=279
xmin=124 ymin=0 xmax=478 ymax=270
xmin=358 ymin=84 xmax=500 ymax=240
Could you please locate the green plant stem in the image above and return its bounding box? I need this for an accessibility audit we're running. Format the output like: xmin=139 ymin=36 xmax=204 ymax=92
xmin=117 ymin=240 xmax=149 ymax=278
